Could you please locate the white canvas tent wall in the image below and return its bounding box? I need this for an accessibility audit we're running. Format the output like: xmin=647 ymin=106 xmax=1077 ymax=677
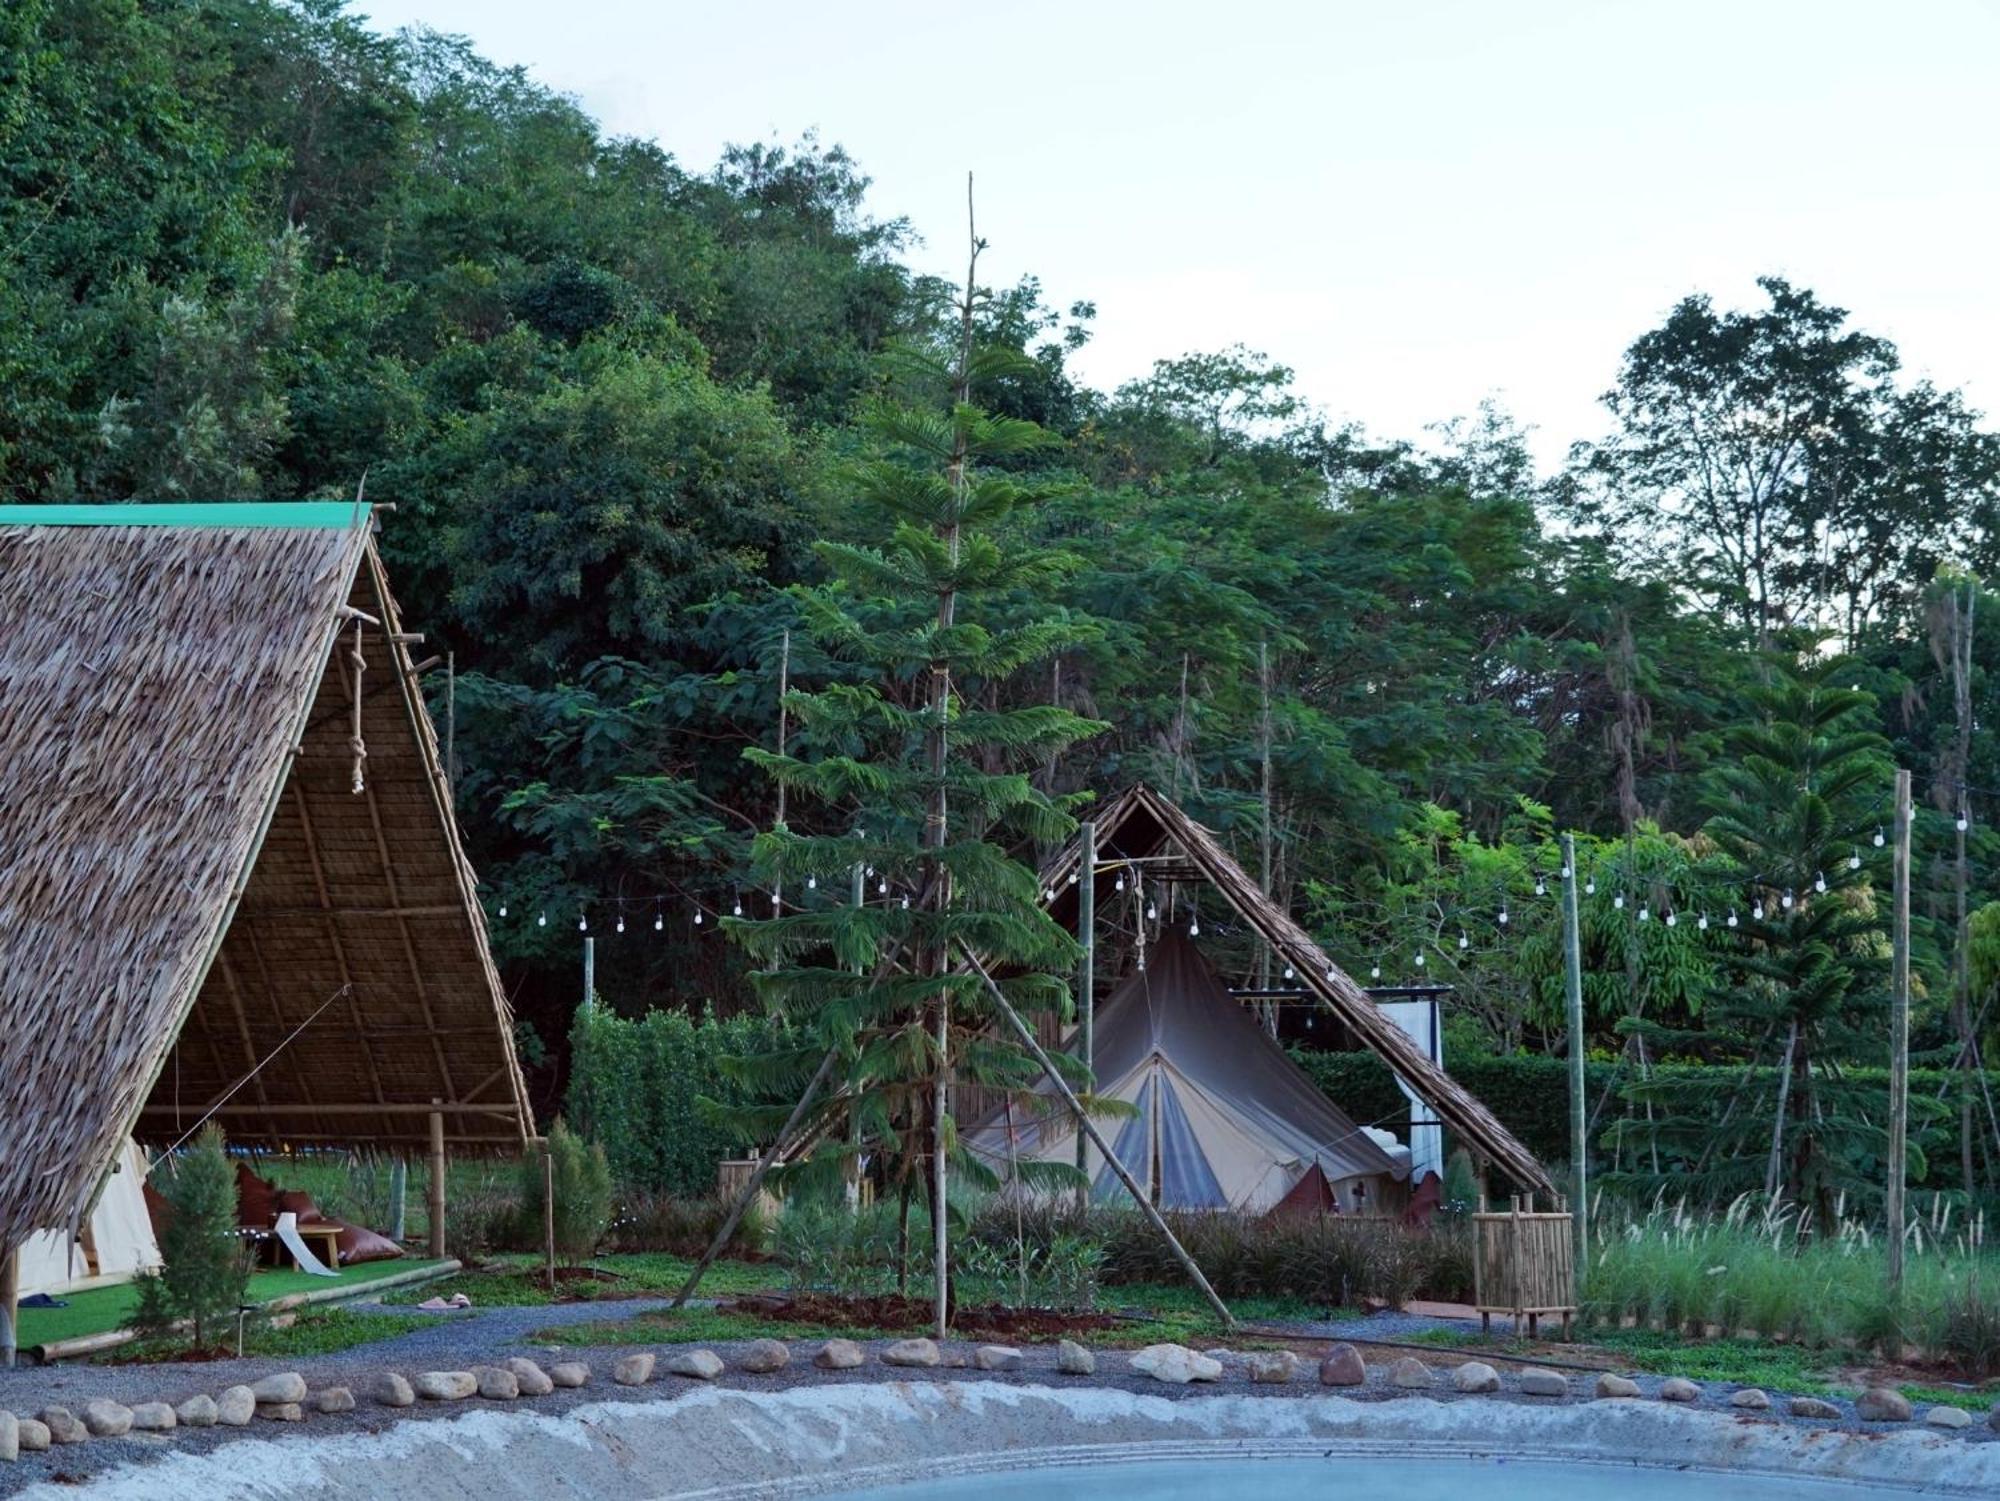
xmin=966 ymin=933 xmax=1410 ymax=1213
xmin=18 ymin=1140 xmax=161 ymax=1297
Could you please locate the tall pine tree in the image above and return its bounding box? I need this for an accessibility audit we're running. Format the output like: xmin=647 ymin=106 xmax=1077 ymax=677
xmin=725 ymin=192 xmax=1104 ymax=1334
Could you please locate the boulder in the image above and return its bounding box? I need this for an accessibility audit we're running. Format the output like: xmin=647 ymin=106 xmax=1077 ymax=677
xmin=257 ymin=1403 xmax=304 ymax=1423
xmin=1856 ymin=1387 xmax=1912 ymax=1422
xmin=1988 ymin=1401 xmax=2000 ymax=1433
xmin=1729 ymin=1388 xmax=1771 ymax=1411
xmin=612 ymin=1353 xmax=655 ymax=1387
xmin=1128 ymin=1343 xmax=1223 ymax=1384
xmin=663 ymin=1349 xmax=724 ymax=1381
xmin=413 ymin=1370 xmax=479 ymax=1401
xmin=1318 ymin=1343 xmax=1366 ymax=1386
xmin=17 ymin=1420 xmax=49 ymax=1454
xmin=1788 ymin=1397 xmax=1841 ymax=1420
xmin=1452 ymin=1361 xmax=1500 ymax=1394
xmin=215 ymin=1388 xmax=256 ymax=1427
xmin=737 ymin=1340 xmax=790 ymax=1375
xmin=82 ymin=1400 xmax=134 ymax=1438
xmin=1659 ymin=1377 xmax=1701 ymax=1403
xmin=550 ymin=1362 xmax=591 ymax=1389
xmin=474 ymin=1366 xmax=520 ymax=1400
xmin=371 ymin=1373 xmax=416 ymax=1408
xmin=0 ymin=1411 xmax=15 ymax=1464
xmin=313 ymin=1387 xmax=356 ymax=1415
xmin=1388 ymin=1356 xmax=1433 ymax=1389
xmin=175 ymin=1394 xmax=219 ymax=1427
xmin=1056 ymin=1340 xmax=1096 ymax=1376
xmin=1595 ymin=1374 xmax=1640 ymax=1399
xmin=974 ymin=1345 xmax=1024 ymax=1373
xmin=249 ymin=1372 xmax=307 ymax=1405
xmin=1924 ymin=1405 xmax=1972 ymax=1430
xmin=882 ymin=1338 xmax=942 ymax=1369
xmin=815 ymin=1339 xmax=866 ymax=1371
xmin=129 ymin=1402 xmax=176 ymax=1432
xmin=505 ymin=1358 xmax=555 ymax=1396
xmin=1247 ymin=1351 xmax=1301 ymax=1384
xmin=38 ymin=1406 xmax=86 ymax=1445
xmin=1518 ymin=1368 xmax=1567 ymax=1398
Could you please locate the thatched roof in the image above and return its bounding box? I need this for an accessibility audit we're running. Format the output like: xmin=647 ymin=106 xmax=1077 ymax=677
xmin=0 ymin=503 xmax=531 ymax=1255
xmin=1037 ymin=785 xmax=1555 ymax=1196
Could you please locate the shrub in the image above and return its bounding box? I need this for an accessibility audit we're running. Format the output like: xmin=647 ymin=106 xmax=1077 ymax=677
xmin=608 ymin=1190 xmax=771 ymax=1257
xmin=133 ymin=1126 xmax=252 ymax=1347
xmin=518 ymin=1118 xmax=614 ymax=1262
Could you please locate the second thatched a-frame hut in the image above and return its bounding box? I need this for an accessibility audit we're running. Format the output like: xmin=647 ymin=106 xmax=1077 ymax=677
xmin=0 ymin=503 xmax=532 ymax=1337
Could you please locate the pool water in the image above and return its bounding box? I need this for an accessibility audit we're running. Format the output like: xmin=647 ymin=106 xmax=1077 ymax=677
xmin=829 ymin=1456 xmax=1921 ymax=1500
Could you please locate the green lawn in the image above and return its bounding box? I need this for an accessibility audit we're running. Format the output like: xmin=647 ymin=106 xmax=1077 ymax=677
xmin=18 ymin=1258 xmax=450 ymax=1349
xmin=382 ymin=1251 xmax=788 ymax=1308
xmin=111 ymin=1306 xmax=447 ymax=1362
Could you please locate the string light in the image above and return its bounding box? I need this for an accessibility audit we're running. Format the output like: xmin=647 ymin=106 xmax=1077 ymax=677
xmin=1534 ymin=877 xmax=1546 ymax=897
xmin=537 ymin=912 xmax=547 ymax=928
xmin=1068 ymin=871 xmax=1079 ymax=885
xmin=1282 ymin=964 xmax=1294 ymax=980
xmin=900 ymin=894 xmax=910 ymax=910
xmin=1189 ymin=916 xmax=1201 ymax=937
xmin=1115 ymin=874 xmax=1126 ymax=892
xmin=1585 ymin=876 xmax=1597 ymax=896
xmin=1613 ymin=892 xmax=1624 ymax=910
xmin=578 ymin=912 xmax=588 ymax=932
xmin=1414 ymin=950 xmax=1426 ymax=968
xmin=1753 ymin=899 xmax=1765 ymax=920
xmin=732 ymin=895 xmax=744 ymax=917
xmin=1147 ymin=900 xmax=1159 ymax=921
xmin=1370 ymin=963 xmax=1381 ymax=980
xmin=1664 ymin=910 xmax=1677 ymax=927
xmin=1697 ymin=912 xmax=1709 ymax=931
xmin=1458 ymin=931 xmax=1470 ymax=950
xmin=498 ymin=903 xmax=507 ymax=918
xmin=1727 ymin=909 xmax=1738 ymax=928
xmin=1958 ymin=813 xmax=1970 ymax=833
xmin=1874 ymin=826 xmax=1887 ymax=848
xmin=693 ymin=907 xmax=703 ymax=926
xmin=1043 ymin=888 xmax=1055 ymax=902
xmin=807 ymin=874 xmax=817 ymax=890
xmin=655 ymin=909 xmax=665 ymax=931
xmin=1813 ymin=870 xmax=1827 ymax=894
xmin=1497 ymin=907 xmax=1510 ymax=926
xmin=1781 ymin=889 xmax=1795 ymax=909
xmin=616 ymin=912 xmax=626 ymax=933
xmin=1848 ymin=849 xmax=1861 ymax=870
xmin=877 ymin=878 xmax=888 ymax=895
xmin=1638 ymin=904 xmax=1650 ymax=922
xmin=1560 ymin=863 xmax=1573 ymax=880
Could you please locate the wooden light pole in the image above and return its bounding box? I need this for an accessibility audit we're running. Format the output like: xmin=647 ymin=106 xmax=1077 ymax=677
xmin=427 ymin=1102 xmax=447 ymax=1259
xmin=1887 ymin=768 xmax=1913 ymax=1295
xmin=1561 ymin=832 xmax=1588 ymax=1284
xmin=1075 ymin=820 xmax=1096 ymax=1199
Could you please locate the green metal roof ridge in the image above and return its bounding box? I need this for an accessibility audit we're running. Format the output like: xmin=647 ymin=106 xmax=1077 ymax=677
xmin=0 ymin=502 xmax=371 ymax=529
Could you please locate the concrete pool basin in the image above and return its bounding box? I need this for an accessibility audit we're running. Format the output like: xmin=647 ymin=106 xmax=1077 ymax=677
xmin=16 ymin=1382 xmax=1999 ymax=1501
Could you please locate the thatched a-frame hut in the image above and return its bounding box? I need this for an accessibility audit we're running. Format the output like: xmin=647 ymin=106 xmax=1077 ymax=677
xmin=0 ymin=503 xmax=533 ymax=1296
xmin=1031 ymin=785 xmax=1555 ymax=1197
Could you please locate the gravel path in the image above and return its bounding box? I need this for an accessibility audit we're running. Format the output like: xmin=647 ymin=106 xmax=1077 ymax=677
xmin=0 ymin=1303 xmax=1991 ymax=1496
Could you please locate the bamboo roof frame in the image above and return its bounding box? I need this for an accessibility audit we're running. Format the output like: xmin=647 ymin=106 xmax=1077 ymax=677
xmin=1036 ymin=785 xmax=1555 ymax=1196
xmin=0 ymin=503 xmax=533 ymax=1258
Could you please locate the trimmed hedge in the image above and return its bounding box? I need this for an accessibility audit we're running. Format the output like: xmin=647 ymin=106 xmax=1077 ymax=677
xmin=1294 ymin=1050 xmax=2000 ymax=1193
xmin=566 ymin=1005 xmax=785 ymax=1195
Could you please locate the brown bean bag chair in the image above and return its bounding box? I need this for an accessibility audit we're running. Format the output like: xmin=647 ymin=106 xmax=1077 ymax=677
xmin=142 ymin=1176 xmax=174 ymax=1240
xmin=236 ymin=1162 xmax=279 ymax=1228
xmin=274 ymin=1187 xmax=403 ymax=1266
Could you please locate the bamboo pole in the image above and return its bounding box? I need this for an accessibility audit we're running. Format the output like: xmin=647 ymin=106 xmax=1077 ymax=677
xmin=670 ymin=1045 xmax=841 ymax=1308
xmin=1 ymin=1250 xmax=17 ymax=1369
xmin=427 ymin=1104 xmax=447 ymax=1259
xmin=1888 ymin=767 xmax=1913 ymax=1295
xmin=960 ymin=943 xmax=1235 ymax=1330
xmin=1561 ymin=832 xmax=1587 ymax=1290
xmin=1075 ymin=819 xmax=1096 ymax=1201
xmin=388 ymin=1157 xmax=407 ymax=1243
xmin=1257 ymin=642 xmax=1274 ymax=1034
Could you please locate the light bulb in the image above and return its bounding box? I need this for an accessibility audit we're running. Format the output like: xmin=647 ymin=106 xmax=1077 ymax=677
xmin=1370 ymin=964 xmax=1381 ymax=980
xmin=1497 ymin=908 xmax=1509 ymax=926
xmin=1638 ymin=905 xmax=1650 ymax=922
xmin=1068 ymin=871 xmax=1078 ymax=885
xmin=1282 ymin=965 xmax=1294 ymax=980
xmin=900 ymin=895 xmax=910 ymax=910
xmin=693 ymin=910 xmax=703 ymax=926
xmin=1697 ymin=913 xmax=1709 ymax=931
xmin=1043 ymin=889 xmax=1055 ymax=902
xmin=1458 ymin=931 xmax=1470 ymax=950
xmin=1848 ymin=850 xmax=1861 ymax=870
xmin=807 ymin=875 xmax=817 ymax=890
xmin=1664 ymin=910 xmax=1677 ymax=927
xmin=1560 ymin=864 xmax=1573 ymax=880
xmin=877 ymin=879 xmax=887 ymax=895
xmin=1727 ymin=910 xmax=1737 ymax=928
xmin=865 ymin=865 xmax=874 ymax=877
xmin=1813 ymin=871 xmax=1826 ymax=894
xmin=498 ymin=903 xmax=507 ymax=918
xmin=1414 ymin=950 xmax=1426 ymax=968
xmin=578 ymin=914 xmax=588 ymax=931
xmin=1874 ymin=826 xmax=1886 ymax=847
xmin=655 ymin=912 xmax=665 ymax=931
xmin=1585 ymin=877 xmax=1597 ymax=895
xmin=1147 ymin=902 xmax=1158 ymax=921
xmin=772 ymin=893 xmax=782 ymax=911
xmin=1958 ymin=815 xmax=1970 ymax=833
xmin=616 ymin=914 xmax=626 ymax=933
xmin=1613 ymin=893 xmax=1624 ymax=910
xmin=1753 ymin=901 xmax=1765 ymax=920
xmin=537 ymin=912 xmax=547 ymax=928
xmin=1324 ymin=966 xmax=1335 ymax=981
xmin=1782 ymin=889 xmax=1794 ymax=909
xmin=1534 ymin=878 xmax=1546 ymax=897
xmin=1189 ymin=918 xmax=1201 ymax=937
xmin=1115 ymin=875 xmax=1126 ymax=892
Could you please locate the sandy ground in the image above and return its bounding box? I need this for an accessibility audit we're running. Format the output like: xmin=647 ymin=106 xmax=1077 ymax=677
xmin=0 ymin=1302 xmax=1992 ymax=1495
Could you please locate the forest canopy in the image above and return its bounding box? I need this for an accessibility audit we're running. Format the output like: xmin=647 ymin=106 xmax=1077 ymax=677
xmin=4 ymin=0 xmax=1997 ymax=1201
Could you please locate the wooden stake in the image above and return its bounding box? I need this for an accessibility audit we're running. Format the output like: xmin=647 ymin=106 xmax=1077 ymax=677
xmin=388 ymin=1156 xmax=407 ymax=1243
xmin=542 ymin=1140 xmax=557 ymax=1294
xmin=670 ymin=1045 xmax=841 ymax=1308
xmin=1257 ymin=641 xmax=1275 ymax=1033
xmin=427 ymin=1104 xmax=447 ymax=1259
xmin=1075 ymin=819 xmax=1096 ymax=1202
xmin=1888 ymin=767 xmax=1913 ymax=1295
xmin=960 ymin=943 xmax=1235 ymax=1329
xmin=1561 ymin=832 xmax=1587 ymax=1290
xmin=1 ymin=1250 xmax=17 ymax=1369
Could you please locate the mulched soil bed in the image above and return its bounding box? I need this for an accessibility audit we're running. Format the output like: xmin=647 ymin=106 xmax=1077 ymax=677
xmin=731 ymin=1292 xmax=1119 ymax=1341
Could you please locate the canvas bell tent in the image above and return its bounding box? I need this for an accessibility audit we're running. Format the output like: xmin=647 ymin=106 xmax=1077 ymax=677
xmin=0 ymin=503 xmax=532 ymax=1344
xmin=14 ymin=1141 xmax=161 ymax=1298
xmin=966 ymin=930 xmax=1412 ymax=1212
xmin=970 ymin=785 xmax=1552 ymax=1207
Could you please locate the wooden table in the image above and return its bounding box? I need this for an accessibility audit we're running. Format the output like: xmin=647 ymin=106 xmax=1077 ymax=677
xmin=281 ymin=1223 xmax=343 ymax=1271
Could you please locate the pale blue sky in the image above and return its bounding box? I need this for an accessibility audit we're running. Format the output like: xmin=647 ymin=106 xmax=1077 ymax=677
xmin=352 ymin=0 xmax=2000 ymax=465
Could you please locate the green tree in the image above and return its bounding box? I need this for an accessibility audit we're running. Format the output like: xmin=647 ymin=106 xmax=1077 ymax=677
xmin=132 ymin=1127 xmax=251 ymax=1349
xmin=1616 ymin=655 xmax=1900 ymax=1227
xmin=518 ymin=1117 xmax=613 ymax=1262
xmin=726 ymin=209 xmax=1103 ymax=1333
